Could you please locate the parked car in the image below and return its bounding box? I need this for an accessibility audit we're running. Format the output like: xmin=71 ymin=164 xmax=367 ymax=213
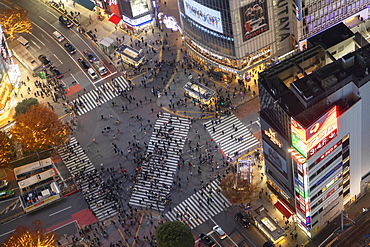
xmin=83 ymin=50 xmax=96 ymax=62
xmin=64 ymin=43 xmax=76 ymax=54
xmin=59 ymin=15 xmax=73 ymax=28
xmin=77 ymin=57 xmax=90 ymax=70
xmin=0 ymin=180 xmax=8 ymax=190
xmin=38 ymin=55 xmax=51 ymax=67
xmin=49 ymin=66 xmax=64 ymax=79
xmin=213 ymin=225 xmax=227 ymax=239
xmin=0 ymin=190 xmax=14 ymax=200
xmin=199 ymin=233 xmax=216 ymax=247
xmin=87 ymin=68 xmax=98 ymax=80
xmin=235 ymin=212 xmax=251 ymax=228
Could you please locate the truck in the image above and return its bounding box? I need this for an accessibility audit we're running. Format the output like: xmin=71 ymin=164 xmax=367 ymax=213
xmin=92 ymin=60 xmax=108 ymax=75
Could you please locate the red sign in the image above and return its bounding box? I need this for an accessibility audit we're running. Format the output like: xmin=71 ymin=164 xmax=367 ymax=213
xmin=316 ymin=139 xmax=342 ymax=164
xmin=291 ymin=106 xmax=338 ymax=158
xmin=308 ymin=129 xmax=337 ymax=158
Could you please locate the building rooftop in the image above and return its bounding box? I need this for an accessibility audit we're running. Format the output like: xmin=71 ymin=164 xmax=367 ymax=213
xmin=259 ymin=41 xmax=370 ymax=127
xmin=307 ymin=23 xmax=354 ymax=49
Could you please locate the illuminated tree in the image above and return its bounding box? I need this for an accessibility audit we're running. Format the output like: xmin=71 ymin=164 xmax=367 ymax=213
xmin=11 ymin=103 xmax=70 ymax=152
xmin=0 ymin=8 xmax=32 ymax=39
xmin=156 ymin=221 xmax=194 ymax=247
xmin=0 ymin=131 xmax=15 ymax=167
xmin=3 ymin=220 xmax=57 ymax=247
xmin=220 ymin=173 xmax=258 ymax=205
xmin=15 ymin=98 xmax=39 ymax=116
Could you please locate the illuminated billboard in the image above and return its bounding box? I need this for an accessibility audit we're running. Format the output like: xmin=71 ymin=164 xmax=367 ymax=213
xmin=240 ymin=0 xmax=269 ymax=41
xmin=183 ymin=0 xmax=223 ymax=33
xmin=291 ymin=106 xmax=338 ymax=158
xmin=263 ymin=140 xmax=287 ymax=176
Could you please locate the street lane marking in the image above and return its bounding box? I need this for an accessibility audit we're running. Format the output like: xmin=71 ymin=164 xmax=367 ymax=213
xmin=49 ymin=206 xmax=72 ymax=216
xmin=54 ymin=54 xmax=64 ymax=64
xmin=29 ymin=33 xmax=45 ymax=46
xmin=0 ymin=229 xmax=15 ymax=238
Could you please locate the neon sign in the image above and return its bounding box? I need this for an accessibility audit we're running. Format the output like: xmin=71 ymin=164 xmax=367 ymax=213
xmin=291 ymin=106 xmax=338 ymax=158
xmin=264 ymin=128 xmax=283 ymax=148
xmin=315 ymin=139 xmax=342 ymax=164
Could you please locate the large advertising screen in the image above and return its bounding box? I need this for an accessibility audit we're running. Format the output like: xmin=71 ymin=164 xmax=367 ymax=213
xmin=240 ymin=0 xmax=269 ymax=41
xmin=291 ymin=106 xmax=338 ymax=158
xmin=183 ymin=0 xmax=223 ymax=33
xmin=263 ymin=140 xmax=287 ymax=176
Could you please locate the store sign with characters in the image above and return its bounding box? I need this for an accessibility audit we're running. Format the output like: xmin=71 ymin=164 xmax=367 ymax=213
xmin=291 ymin=106 xmax=338 ymax=158
xmin=264 ymin=128 xmax=283 ymax=148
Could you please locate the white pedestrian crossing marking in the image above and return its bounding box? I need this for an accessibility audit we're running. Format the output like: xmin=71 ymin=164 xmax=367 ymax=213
xmin=129 ymin=112 xmax=191 ymax=211
xmin=165 ymin=180 xmax=231 ymax=229
xmin=204 ymin=114 xmax=259 ymax=159
xmin=58 ymin=137 xmax=118 ymax=221
xmin=71 ymin=76 xmax=131 ymax=116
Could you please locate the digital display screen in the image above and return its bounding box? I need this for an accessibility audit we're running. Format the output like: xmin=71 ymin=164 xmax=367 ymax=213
xmin=183 ymin=0 xmax=223 ymax=33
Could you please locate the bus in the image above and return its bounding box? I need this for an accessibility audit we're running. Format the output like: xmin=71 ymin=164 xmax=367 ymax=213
xmin=14 ymin=158 xmax=54 ymax=181
xmin=18 ymin=168 xmax=58 ymax=193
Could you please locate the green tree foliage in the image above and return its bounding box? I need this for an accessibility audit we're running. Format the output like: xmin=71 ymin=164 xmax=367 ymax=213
xmin=0 ymin=131 xmax=15 ymax=167
xmin=156 ymin=221 xmax=194 ymax=247
xmin=15 ymin=98 xmax=39 ymax=116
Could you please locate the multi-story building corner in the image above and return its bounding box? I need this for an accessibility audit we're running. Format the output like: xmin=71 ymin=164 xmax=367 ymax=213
xmin=177 ymin=0 xmax=370 ymax=79
xmin=258 ymin=24 xmax=370 ymax=238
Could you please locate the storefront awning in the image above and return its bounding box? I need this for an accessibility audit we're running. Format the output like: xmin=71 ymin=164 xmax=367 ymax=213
xmin=109 ymin=14 xmax=122 ymax=25
xmin=274 ymin=200 xmax=294 ymax=219
xmin=72 ymin=0 xmax=95 ymax=11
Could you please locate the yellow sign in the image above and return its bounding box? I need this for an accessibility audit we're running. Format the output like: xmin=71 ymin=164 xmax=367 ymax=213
xmin=264 ymin=128 xmax=283 ymax=148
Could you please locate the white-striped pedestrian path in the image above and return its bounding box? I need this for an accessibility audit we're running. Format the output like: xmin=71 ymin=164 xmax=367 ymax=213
xmin=165 ymin=180 xmax=231 ymax=229
xmin=71 ymin=76 xmax=131 ymax=116
xmin=204 ymin=113 xmax=259 ymax=159
xmin=129 ymin=112 xmax=191 ymax=211
xmin=58 ymin=137 xmax=118 ymax=221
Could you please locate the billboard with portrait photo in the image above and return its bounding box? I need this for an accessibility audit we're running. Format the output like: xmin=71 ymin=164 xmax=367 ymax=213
xmin=263 ymin=140 xmax=287 ymax=176
xmin=240 ymin=0 xmax=269 ymax=41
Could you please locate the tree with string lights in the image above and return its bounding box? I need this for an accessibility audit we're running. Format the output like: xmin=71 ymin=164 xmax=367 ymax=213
xmin=3 ymin=220 xmax=57 ymax=247
xmin=0 ymin=7 xmax=32 ymax=39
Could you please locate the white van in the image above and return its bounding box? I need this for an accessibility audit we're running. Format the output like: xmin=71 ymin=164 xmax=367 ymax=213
xmin=17 ymin=36 xmax=29 ymax=48
xmin=52 ymin=31 xmax=65 ymax=42
xmin=87 ymin=68 xmax=98 ymax=80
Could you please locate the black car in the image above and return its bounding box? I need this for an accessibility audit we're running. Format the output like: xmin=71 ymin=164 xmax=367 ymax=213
xmin=49 ymin=66 xmax=64 ymax=79
xmin=83 ymin=50 xmax=96 ymax=62
xmin=59 ymin=15 xmax=73 ymax=28
xmin=38 ymin=55 xmax=51 ymax=67
xmin=77 ymin=58 xmax=90 ymax=70
xmin=64 ymin=43 xmax=76 ymax=54
xmin=199 ymin=233 xmax=216 ymax=247
xmin=235 ymin=213 xmax=251 ymax=228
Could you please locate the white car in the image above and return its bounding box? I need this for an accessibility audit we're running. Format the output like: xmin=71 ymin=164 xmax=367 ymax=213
xmin=0 ymin=180 xmax=8 ymax=190
xmin=52 ymin=31 xmax=65 ymax=42
xmin=87 ymin=68 xmax=98 ymax=80
xmin=213 ymin=225 xmax=226 ymax=239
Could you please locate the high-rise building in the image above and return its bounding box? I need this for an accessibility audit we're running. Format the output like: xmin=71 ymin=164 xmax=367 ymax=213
xmin=177 ymin=0 xmax=369 ymax=78
xmin=258 ymin=25 xmax=370 ymax=237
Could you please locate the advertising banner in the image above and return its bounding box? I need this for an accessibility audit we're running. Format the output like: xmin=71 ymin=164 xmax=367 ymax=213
xmin=291 ymin=106 xmax=338 ymax=158
xmin=240 ymin=0 xmax=269 ymax=41
xmin=263 ymin=140 xmax=287 ymax=176
xmin=183 ymin=0 xmax=223 ymax=33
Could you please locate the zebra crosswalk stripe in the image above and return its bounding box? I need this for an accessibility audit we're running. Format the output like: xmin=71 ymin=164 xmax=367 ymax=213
xmin=72 ymin=76 xmax=131 ymax=116
xmin=204 ymin=113 xmax=259 ymax=159
xmin=58 ymin=137 xmax=118 ymax=221
xmin=129 ymin=113 xmax=191 ymax=211
xmin=165 ymin=180 xmax=231 ymax=229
